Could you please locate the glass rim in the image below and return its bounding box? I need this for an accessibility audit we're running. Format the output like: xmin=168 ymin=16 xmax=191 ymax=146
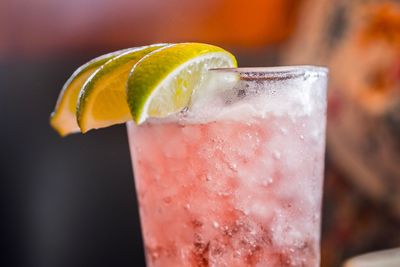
xmin=209 ymin=65 xmax=328 ymax=79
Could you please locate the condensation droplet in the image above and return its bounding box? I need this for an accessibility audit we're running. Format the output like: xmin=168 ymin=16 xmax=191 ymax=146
xmin=213 ymin=221 xmax=219 ymax=229
xmin=272 ymin=151 xmax=281 ymax=160
xmin=229 ymin=163 xmax=238 ymax=171
xmin=262 ymin=177 xmax=274 ymax=186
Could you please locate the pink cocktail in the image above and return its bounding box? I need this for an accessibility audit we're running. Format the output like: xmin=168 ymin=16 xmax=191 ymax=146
xmin=128 ymin=67 xmax=328 ymax=266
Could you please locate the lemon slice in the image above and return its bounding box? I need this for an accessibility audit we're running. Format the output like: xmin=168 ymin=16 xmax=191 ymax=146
xmin=127 ymin=43 xmax=237 ymax=124
xmin=77 ymin=44 xmax=167 ymax=133
xmin=50 ymin=49 xmax=128 ymax=136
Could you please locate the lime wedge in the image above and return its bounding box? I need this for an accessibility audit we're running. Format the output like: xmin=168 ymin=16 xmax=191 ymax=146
xmin=77 ymin=44 xmax=167 ymax=133
xmin=50 ymin=43 xmax=237 ymax=135
xmin=127 ymin=43 xmax=237 ymax=124
xmin=50 ymin=49 xmax=128 ymax=136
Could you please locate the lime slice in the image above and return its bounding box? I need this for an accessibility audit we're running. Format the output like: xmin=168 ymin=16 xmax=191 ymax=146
xmin=127 ymin=43 xmax=237 ymax=124
xmin=50 ymin=49 xmax=128 ymax=136
xmin=77 ymin=44 xmax=167 ymax=133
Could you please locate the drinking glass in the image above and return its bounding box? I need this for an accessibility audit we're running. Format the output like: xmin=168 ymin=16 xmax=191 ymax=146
xmin=128 ymin=66 xmax=328 ymax=266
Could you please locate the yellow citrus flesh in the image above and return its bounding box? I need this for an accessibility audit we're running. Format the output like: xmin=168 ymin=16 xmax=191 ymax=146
xmin=50 ymin=49 xmax=128 ymax=136
xmin=76 ymin=44 xmax=167 ymax=133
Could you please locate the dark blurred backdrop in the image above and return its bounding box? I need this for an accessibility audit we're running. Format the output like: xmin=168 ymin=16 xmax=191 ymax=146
xmin=2 ymin=0 xmax=400 ymax=267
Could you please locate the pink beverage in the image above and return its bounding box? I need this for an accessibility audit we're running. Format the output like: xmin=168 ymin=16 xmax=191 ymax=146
xmin=127 ymin=67 xmax=328 ymax=267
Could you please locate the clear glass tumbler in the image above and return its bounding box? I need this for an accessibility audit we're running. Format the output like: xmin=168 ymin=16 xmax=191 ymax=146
xmin=127 ymin=66 xmax=328 ymax=267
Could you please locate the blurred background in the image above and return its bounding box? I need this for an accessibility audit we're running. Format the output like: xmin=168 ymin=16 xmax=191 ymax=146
xmin=1 ymin=0 xmax=399 ymax=266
